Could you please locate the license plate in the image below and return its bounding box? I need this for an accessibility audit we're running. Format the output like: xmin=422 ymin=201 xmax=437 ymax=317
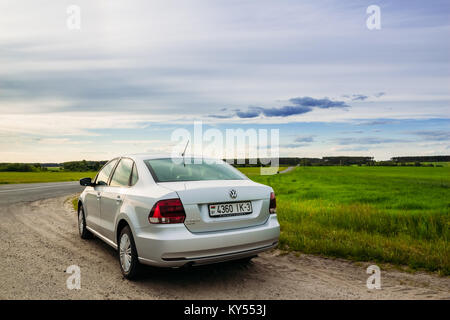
xmin=209 ymin=201 xmax=253 ymax=217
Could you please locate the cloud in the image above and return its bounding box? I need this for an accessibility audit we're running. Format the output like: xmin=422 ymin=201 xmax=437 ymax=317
xmin=257 ymin=105 xmax=312 ymax=117
xmin=340 ymin=130 xmax=364 ymax=134
xmin=215 ymin=96 xmax=349 ymax=119
xmin=289 ymin=97 xmax=350 ymax=109
xmin=235 ymin=109 xmax=262 ymax=118
xmin=411 ymin=130 xmax=450 ymax=141
xmin=294 ymin=135 xmax=315 ymax=143
xmin=334 ymin=137 xmax=408 ymax=145
xmin=337 ymin=146 xmax=370 ymax=151
xmin=112 ymin=140 xmax=165 ymax=144
xmin=282 ymin=143 xmax=310 ymax=148
xmin=358 ymin=119 xmax=395 ymax=126
xmin=208 ymin=114 xmax=234 ymax=119
xmin=37 ymin=138 xmax=92 ymax=145
xmin=282 ymin=135 xmax=316 ymax=148
xmin=351 ymin=94 xmax=369 ymax=101
xmin=342 ymin=92 xmax=385 ymax=101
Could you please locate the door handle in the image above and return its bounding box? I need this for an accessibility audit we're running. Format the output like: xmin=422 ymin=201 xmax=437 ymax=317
xmin=116 ymin=196 xmax=123 ymax=203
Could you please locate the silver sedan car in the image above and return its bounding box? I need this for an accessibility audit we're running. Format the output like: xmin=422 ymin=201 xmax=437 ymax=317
xmin=77 ymin=154 xmax=280 ymax=279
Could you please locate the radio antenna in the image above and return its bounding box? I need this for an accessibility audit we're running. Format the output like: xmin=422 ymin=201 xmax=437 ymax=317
xmin=181 ymin=139 xmax=189 ymax=166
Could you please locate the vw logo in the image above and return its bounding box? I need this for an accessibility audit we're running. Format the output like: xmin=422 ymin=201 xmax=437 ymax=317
xmin=229 ymin=189 xmax=237 ymax=199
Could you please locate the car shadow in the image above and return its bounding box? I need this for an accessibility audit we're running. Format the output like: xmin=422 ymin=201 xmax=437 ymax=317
xmin=89 ymin=235 xmax=259 ymax=288
xmin=134 ymin=258 xmax=259 ymax=292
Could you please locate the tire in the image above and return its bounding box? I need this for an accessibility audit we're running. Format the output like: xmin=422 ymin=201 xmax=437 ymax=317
xmin=118 ymin=226 xmax=140 ymax=280
xmin=78 ymin=203 xmax=93 ymax=239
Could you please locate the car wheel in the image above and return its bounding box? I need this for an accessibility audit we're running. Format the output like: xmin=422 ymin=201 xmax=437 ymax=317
xmin=118 ymin=226 xmax=140 ymax=279
xmin=78 ymin=203 xmax=92 ymax=239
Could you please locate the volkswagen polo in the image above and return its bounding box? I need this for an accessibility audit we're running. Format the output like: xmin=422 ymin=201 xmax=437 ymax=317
xmin=77 ymin=154 xmax=280 ymax=279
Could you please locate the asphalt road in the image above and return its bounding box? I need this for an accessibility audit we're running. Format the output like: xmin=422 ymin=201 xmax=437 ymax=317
xmin=0 ymin=182 xmax=84 ymax=206
xmin=0 ymin=182 xmax=449 ymax=299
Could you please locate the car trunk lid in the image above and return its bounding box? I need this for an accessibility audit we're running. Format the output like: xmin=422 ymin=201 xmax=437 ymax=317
xmin=157 ymin=180 xmax=271 ymax=233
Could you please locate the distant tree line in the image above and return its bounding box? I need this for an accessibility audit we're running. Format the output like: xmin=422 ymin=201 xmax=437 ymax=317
xmin=0 ymin=163 xmax=47 ymax=172
xmin=0 ymin=161 xmax=107 ymax=172
xmin=229 ymin=155 xmax=449 ymax=167
xmin=391 ymin=156 xmax=450 ymax=163
xmin=1 ymin=155 xmax=448 ymax=172
xmin=228 ymin=157 xmax=375 ymax=166
xmin=62 ymin=160 xmax=108 ymax=172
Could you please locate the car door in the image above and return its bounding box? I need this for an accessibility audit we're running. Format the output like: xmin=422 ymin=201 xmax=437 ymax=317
xmin=99 ymin=158 xmax=135 ymax=242
xmin=84 ymin=159 xmax=118 ymax=231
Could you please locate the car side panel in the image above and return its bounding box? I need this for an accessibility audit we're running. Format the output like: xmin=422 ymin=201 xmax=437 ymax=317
xmin=112 ymin=186 xmax=180 ymax=247
xmin=99 ymin=187 xmax=126 ymax=242
xmin=83 ymin=186 xmax=103 ymax=230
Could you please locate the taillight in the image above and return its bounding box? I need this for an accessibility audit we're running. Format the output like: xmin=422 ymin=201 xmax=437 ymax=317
xmin=148 ymin=199 xmax=186 ymax=224
xmin=269 ymin=192 xmax=276 ymax=214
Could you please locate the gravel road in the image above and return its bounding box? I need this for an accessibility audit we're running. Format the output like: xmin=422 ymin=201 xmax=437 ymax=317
xmin=0 ymin=183 xmax=448 ymax=299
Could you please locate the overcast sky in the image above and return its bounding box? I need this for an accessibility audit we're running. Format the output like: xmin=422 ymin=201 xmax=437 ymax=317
xmin=1 ymin=0 xmax=449 ymax=162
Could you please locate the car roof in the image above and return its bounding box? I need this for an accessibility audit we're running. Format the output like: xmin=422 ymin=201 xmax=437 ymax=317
xmin=122 ymin=153 xmax=223 ymax=162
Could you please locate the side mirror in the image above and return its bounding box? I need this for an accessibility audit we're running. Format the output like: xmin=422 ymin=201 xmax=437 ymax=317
xmin=80 ymin=177 xmax=93 ymax=186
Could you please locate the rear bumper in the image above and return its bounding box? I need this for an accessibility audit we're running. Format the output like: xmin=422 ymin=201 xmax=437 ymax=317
xmin=135 ymin=215 xmax=280 ymax=267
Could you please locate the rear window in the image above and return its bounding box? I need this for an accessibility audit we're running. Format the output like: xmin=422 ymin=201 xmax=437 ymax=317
xmin=144 ymin=158 xmax=245 ymax=182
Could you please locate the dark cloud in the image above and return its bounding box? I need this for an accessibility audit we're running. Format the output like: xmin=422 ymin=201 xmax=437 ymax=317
xmin=235 ymin=109 xmax=262 ymax=118
xmin=258 ymin=105 xmax=312 ymax=117
xmin=232 ymin=105 xmax=314 ymax=118
xmin=214 ymin=96 xmax=350 ymax=119
xmin=351 ymin=94 xmax=369 ymax=101
xmin=374 ymin=92 xmax=386 ymax=98
xmin=208 ymin=114 xmax=233 ymax=119
xmin=289 ymin=97 xmax=350 ymax=109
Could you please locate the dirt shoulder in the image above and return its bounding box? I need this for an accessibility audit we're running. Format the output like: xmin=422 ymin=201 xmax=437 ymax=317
xmin=0 ymin=195 xmax=448 ymax=300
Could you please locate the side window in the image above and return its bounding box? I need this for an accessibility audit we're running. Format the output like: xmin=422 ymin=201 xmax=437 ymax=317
xmin=96 ymin=159 xmax=118 ymax=186
xmin=110 ymin=158 xmax=134 ymax=187
xmin=130 ymin=163 xmax=139 ymax=186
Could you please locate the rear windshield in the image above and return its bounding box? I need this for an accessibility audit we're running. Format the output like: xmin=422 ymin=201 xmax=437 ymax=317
xmin=144 ymin=158 xmax=245 ymax=182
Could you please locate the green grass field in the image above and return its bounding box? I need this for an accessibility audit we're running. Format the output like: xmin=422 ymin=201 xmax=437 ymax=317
xmin=0 ymin=171 xmax=95 ymax=184
xmin=236 ymin=167 xmax=287 ymax=177
xmin=46 ymin=167 xmax=62 ymax=171
xmin=422 ymin=161 xmax=450 ymax=167
xmin=239 ymin=166 xmax=450 ymax=275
